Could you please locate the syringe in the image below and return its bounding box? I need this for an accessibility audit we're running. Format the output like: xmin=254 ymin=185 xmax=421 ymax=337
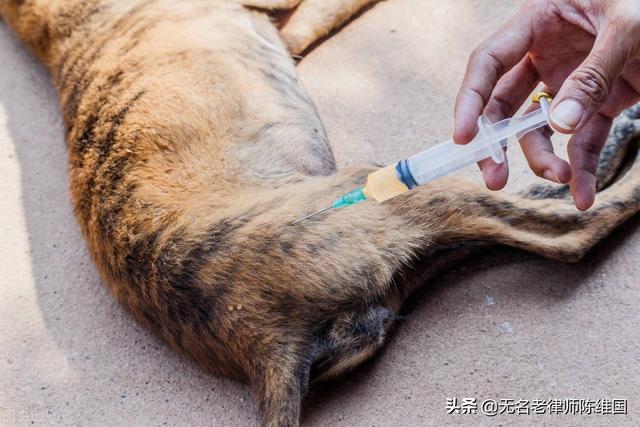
xmin=291 ymin=93 xmax=552 ymax=225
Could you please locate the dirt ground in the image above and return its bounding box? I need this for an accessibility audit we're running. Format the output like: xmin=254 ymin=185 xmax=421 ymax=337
xmin=1 ymin=0 xmax=639 ymax=425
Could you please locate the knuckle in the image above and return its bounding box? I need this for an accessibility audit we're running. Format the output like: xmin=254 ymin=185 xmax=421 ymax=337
xmin=569 ymin=65 xmax=611 ymax=105
xmin=467 ymin=85 xmax=490 ymax=105
xmin=483 ymin=50 xmax=503 ymax=75
xmin=485 ymin=95 xmax=514 ymax=120
xmin=531 ymin=0 xmax=561 ymax=26
xmin=572 ymin=144 xmax=602 ymax=174
xmin=484 ymin=101 xmax=506 ymax=121
xmin=575 ymin=139 xmax=602 ymax=158
xmin=469 ymin=44 xmax=502 ymax=74
xmin=468 ymin=46 xmax=485 ymax=65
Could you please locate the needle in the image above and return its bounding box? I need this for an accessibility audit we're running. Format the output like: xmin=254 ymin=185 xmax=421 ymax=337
xmin=290 ymin=206 xmax=333 ymax=225
xmin=290 ymin=187 xmax=369 ymax=226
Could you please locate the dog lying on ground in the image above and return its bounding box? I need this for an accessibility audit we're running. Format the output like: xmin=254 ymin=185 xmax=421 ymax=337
xmin=2 ymin=0 xmax=639 ymax=425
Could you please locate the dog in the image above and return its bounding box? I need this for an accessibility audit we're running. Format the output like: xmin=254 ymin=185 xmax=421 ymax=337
xmin=2 ymin=0 xmax=639 ymax=425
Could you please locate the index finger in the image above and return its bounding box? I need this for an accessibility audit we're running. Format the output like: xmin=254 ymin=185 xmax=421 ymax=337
xmin=453 ymin=6 xmax=536 ymax=145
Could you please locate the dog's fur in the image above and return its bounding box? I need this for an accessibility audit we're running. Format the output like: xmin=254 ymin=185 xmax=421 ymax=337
xmin=2 ymin=0 xmax=640 ymax=425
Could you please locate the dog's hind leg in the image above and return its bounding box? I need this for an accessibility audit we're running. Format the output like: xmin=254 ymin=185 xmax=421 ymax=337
xmin=279 ymin=0 xmax=382 ymax=55
xmin=235 ymin=0 xmax=381 ymax=55
xmin=240 ymin=0 xmax=302 ymax=9
xmin=431 ymin=108 xmax=640 ymax=262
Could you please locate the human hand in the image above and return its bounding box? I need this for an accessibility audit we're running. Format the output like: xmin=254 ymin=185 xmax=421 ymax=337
xmin=454 ymin=0 xmax=640 ymax=210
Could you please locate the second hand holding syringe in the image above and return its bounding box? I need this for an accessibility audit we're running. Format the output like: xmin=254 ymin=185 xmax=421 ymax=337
xmin=291 ymin=93 xmax=553 ymax=225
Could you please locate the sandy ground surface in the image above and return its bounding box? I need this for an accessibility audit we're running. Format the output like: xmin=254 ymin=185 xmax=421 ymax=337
xmin=1 ymin=0 xmax=639 ymax=425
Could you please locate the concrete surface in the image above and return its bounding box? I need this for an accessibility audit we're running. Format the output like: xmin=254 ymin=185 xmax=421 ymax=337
xmin=1 ymin=0 xmax=639 ymax=425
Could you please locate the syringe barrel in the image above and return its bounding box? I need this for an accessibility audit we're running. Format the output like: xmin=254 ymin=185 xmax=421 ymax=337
xmin=401 ymin=108 xmax=549 ymax=187
xmin=402 ymin=138 xmax=491 ymax=186
xmin=366 ymin=107 xmax=549 ymax=202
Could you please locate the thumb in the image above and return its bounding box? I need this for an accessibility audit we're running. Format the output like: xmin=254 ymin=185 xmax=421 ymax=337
xmin=549 ymin=25 xmax=634 ymax=133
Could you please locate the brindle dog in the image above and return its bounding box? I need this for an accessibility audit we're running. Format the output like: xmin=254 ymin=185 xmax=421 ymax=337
xmin=1 ymin=0 xmax=639 ymax=425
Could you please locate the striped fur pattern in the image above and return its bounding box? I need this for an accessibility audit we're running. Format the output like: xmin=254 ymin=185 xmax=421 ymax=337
xmin=2 ymin=1 xmax=639 ymax=425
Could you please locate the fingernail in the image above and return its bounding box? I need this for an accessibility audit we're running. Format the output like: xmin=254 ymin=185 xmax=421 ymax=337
xmin=550 ymin=100 xmax=584 ymax=131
